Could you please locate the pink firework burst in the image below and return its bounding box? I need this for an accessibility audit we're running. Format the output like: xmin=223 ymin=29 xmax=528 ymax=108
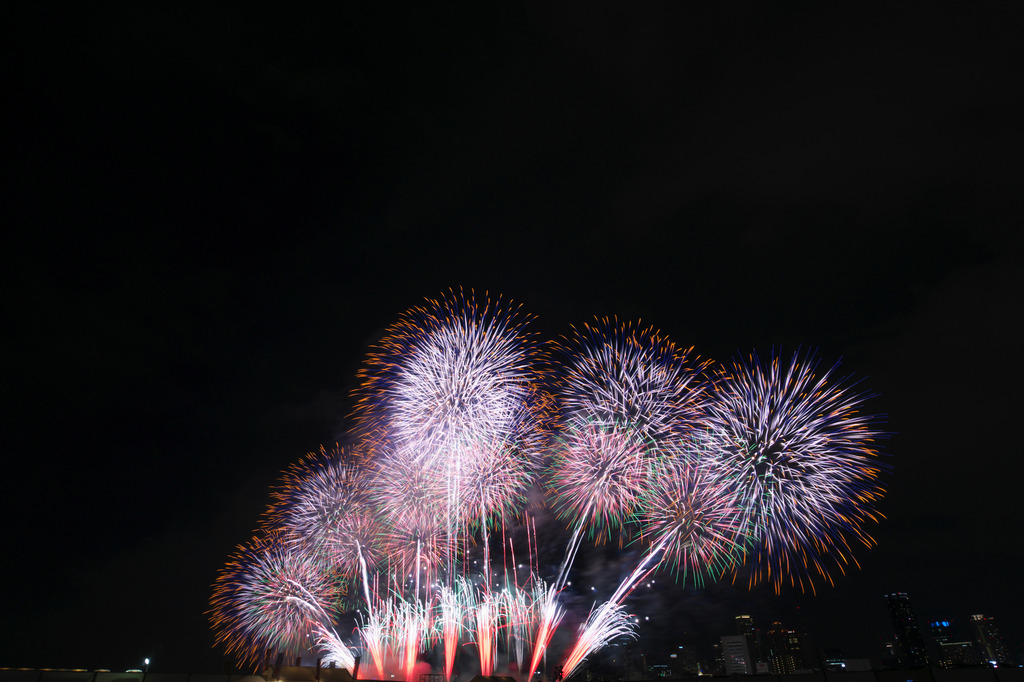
xmin=270 ymin=444 xmax=384 ymax=577
xmin=550 ymin=421 xmax=650 ymax=535
xmin=551 ymin=318 xmax=712 ymax=535
xmin=370 ymin=446 xmax=458 ymax=577
xmin=453 ymin=433 xmax=535 ymax=529
xmin=638 ymin=452 xmax=753 ymax=586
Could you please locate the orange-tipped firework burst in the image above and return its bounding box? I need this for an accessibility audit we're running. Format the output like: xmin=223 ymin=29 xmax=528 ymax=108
xmin=705 ymin=350 xmax=888 ymax=594
xmin=209 ymin=532 xmax=337 ymax=666
xmin=557 ymin=318 xmax=713 ymax=448
xmin=355 ymin=288 xmax=551 ymax=479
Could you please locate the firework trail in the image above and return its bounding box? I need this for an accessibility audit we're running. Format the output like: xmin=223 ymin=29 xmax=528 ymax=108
xmin=536 ymin=422 xmax=644 ymax=665
xmin=560 ymin=600 xmax=636 ymax=681
xmin=705 ymin=350 xmax=887 ymax=593
xmin=437 ymin=581 xmax=467 ymax=681
xmin=315 ymin=626 xmax=358 ymax=672
xmin=526 ymin=580 xmax=565 ymax=682
xmin=474 ymin=590 xmax=498 ymax=676
xmin=498 ymin=582 xmax=533 ymax=672
xmin=560 ymin=527 xmax=672 ymax=679
xmin=397 ymin=599 xmax=427 ymax=682
xmin=360 ymin=601 xmax=391 ymax=680
xmin=560 ymin=462 xmax=735 ymax=680
xmin=556 ymin=440 xmax=749 ymax=677
xmin=209 ymin=532 xmax=337 ymax=666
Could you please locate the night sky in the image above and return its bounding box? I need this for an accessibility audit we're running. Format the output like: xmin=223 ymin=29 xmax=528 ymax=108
xmin=4 ymin=4 xmax=1022 ymax=674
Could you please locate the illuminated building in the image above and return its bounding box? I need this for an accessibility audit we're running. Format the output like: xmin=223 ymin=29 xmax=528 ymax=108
xmin=766 ymin=621 xmax=805 ymax=674
xmin=721 ymin=635 xmax=754 ymax=674
xmin=939 ymin=642 xmax=978 ymax=667
xmin=885 ymin=592 xmax=930 ymax=667
xmin=735 ymin=615 xmax=765 ymax=669
xmin=930 ymin=620 xmax=978 ymax=667
xmin=711 ymin=642 xmax=725 ymax=675
xmin=880 ymin=640 xmax=899 ymax=669
xmin=930 ymin=620 xmax=955 ymax=647
xmin=969 ymin=614 xmax=1010 ymax=664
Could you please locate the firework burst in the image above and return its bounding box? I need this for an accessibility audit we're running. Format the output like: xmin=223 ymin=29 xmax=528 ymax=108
xmin=551 ymin=318 xmax=714 ymax=535
xmin=452 ymin=434 xmax=535 ymax=531
xmin=705 ymin=350 xmax=887 ymax=593
xmin=269 ymin=444 xmax=383 ymax=577
xmin=355 ymin=288 xmax=551 ymax=472
xmin=557 ymin=318 xmax=712 ymax=446
xmin=638 ymin=451 xmax=752 ymax=586
xmin=369 ymin=447 xmax=457 ymax=580
xmin=550 ymin=422 xmax=650 ymax=535
xmin=209 ymin=532 xmax=337 ymax=666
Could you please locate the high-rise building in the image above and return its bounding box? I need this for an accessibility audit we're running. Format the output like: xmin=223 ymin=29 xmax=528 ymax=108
xmin=721 ymin=635 xmax=754 ymax=674
xmin=970 ymin=614 xmax=1010 ymax=664
xmin=766 ymin=621 xmax=805 ymax=674
xmin=671 ymin=641 xmax=703 ymax=676
xmin=930 ymin=620 xmax=955 ymax=647
xmin=880 ymin=640 xmax=899 ymax=669
xmin=735 ymin=615 xmax=765 ymax=669
xmin=711 ymin=642 xmax=725 ymax=676
xmin=885 ymin=592 xmax=930 ymax=667
xmin=929 ymin=620 xmax=978 ymax=667
xmin=939 ymin=641 xmax=978 ymax=667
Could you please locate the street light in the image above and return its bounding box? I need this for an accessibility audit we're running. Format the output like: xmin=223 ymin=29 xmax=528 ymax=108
xmin=143 ymin=658 xmax=150 ymax=682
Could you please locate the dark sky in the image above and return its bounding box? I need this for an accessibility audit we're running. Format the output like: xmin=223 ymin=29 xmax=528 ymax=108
xmin=4 ymin=4 xmax=1022 ymax=674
